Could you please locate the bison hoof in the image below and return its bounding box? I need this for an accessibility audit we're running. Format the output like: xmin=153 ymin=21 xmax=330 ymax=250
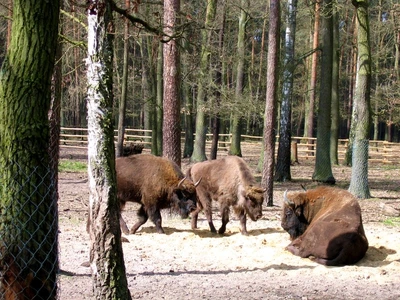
xmin=218 ymin=228 xmax=226 ymax=235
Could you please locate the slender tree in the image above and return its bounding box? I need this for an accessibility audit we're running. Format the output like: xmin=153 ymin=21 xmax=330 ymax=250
xmin=116 ymin=0 xmax=130 ymax=158
xmin=348 ymin=0 xmax=372 ymax=198
xmin=304 ymin=0 xmax=320 ymax=148
xmin=229 ymin=0 xmax=250 ymax=157
xmin=191 ymin=0 xmax=218 ymax=162
xmin=163 ymin=0 xmax=182 ymax=165
xmin=86 ymin=1 xmax=131 ymax=298
xmin=262 ymin=0 xmax=280 ymax=206
xmin=0 ymin=0 xmax=60 ymax=298
xmin=312 ymin=0 xmax=336 ymax=184
xmin=330 ymin=6 xmax=340 ymax=165
xmin=210 ymin=0 xmax=226 ymax=160
xmin=275 ymin=0 xmax=298 ymax=182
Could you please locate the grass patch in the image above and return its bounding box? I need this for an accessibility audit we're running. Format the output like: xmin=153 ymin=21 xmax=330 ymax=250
xmin=59 ymin=160 xmax=87 ymax=172
xmin=383 ymin=217 xmax=400 ymax=227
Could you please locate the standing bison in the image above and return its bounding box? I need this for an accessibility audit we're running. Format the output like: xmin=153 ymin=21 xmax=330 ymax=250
xmin=281 ymin=186 xmax=369 ymax=266
xmin=187 ymin=156 xmax=264 ymax=235
xmin=116 ymin=154 xmax=199 ymax=234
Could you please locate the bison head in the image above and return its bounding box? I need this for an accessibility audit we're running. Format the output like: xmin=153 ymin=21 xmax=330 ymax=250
xmin=242 ymin=185 xmax=264 ymax=221
xmin=281 ymin=190 xmax=309 ymax=240
xmin=171 ymin=177 xmax=200 ymax=218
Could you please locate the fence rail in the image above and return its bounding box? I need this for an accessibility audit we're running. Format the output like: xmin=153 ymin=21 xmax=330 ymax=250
xmin=60 ymin=127 xmax=400 ymax=164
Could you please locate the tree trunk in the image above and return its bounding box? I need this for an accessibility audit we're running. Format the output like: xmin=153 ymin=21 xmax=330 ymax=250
xmin=304 ymin=0 xmax=320 ymax=141
xmin=312 ymin=0 xmax=335 ymax=184
xmin=156 ymin=42 xmax=163 ymax=156
xmin=0 ymin=1 xmax=60 ymax=298
xmin=116 ymin=0 xmax=130 ymax=158
xmin=191 ymin=0 xmax=218 ymax=163
xmin=261 ymin=0 xmax=280 ymax=206
xmin=348 ymin=0 xmax=372 ymax=199
xmin=163 ymin=0 xmax=182 ymax=166
xmin=275 ymin=0 xmax=298 ymax=182
xmin=229 ymin=0 xmax=249 ymax=157
xmin=210 ymin=1 xmax=225 ymax=160
xmin=330 ymin=8 xmax=340 ymax=165
xmin=86 ymin=1 xmax=131 ymax=298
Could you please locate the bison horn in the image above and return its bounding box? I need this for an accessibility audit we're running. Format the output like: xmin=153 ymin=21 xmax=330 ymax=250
xmin=178 ymin=177 xmax=186 ymax=188
xmin=194 ymin=177 xmax=202 ymax=187
xmin=284 ymin=190 xmax=294 ymax=206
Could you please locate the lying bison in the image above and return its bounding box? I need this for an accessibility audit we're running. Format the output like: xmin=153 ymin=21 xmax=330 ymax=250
xmin=281 ymin=186 xmax=369 ymax=266
xmin=187 ymin=156 xmax=264 ymax=235
xmin=116 ymin=154 xmax=199 ymax=234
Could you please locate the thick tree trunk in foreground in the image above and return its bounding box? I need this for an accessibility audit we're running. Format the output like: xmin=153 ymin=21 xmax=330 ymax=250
xmin=86 ymin=1 xmax=131 ymax=299
xmin=0 ymin=1 xmax=60 ymax=298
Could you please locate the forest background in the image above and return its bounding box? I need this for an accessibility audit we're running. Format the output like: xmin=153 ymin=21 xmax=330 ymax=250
xmin=1 ymin=0 xmax=398 ymax=147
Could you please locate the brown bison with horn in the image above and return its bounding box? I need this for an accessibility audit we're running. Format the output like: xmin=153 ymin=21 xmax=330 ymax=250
xmin=281 ymin=186 xmax=369 ymax=266
xmin=187 ymin=156 xmax=264 ymax=235
xmin=116 ymin=154 xmax=200 ymax=234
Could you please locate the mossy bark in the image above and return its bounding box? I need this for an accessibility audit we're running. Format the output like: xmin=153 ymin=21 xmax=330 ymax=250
xmin=86 ymin=1 xmax=132 ymax=298
xmin=0 ymin=1 xmax=60 ymax=298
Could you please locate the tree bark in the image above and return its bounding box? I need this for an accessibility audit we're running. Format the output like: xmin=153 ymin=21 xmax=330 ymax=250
xmin=191 ymin=0 xmax=218 ymax=163
xmin=275 ymin=0 xmax=298 ymax=182
xmin=163 ymin=0 xmax=182 ymax=166
xmin=210 ymin=0 xmax=226 ymax=160
xmin=304 ymin=0 xmax=320 ymax=141
xmin=262 ymin=0 xmax=280 ymax=206
xmin=156 ymin=42 xmax=163 ymax=156
xmin=330 ymin=8 xmax=340 ymax=165
xmin=229 ymin=0 xmax=250 ymax=157
xmin=312 ymin=0 xmax=336 ymax=184
xmin=116 ymin=0 xmax=130 ymax=158
xmin=348 ymin=0 xmax=372 ymax=199
xmin=0 ymin=1 xmax=60 ymax=298
xmin=86 ymin=1 xmax=131 ymax=298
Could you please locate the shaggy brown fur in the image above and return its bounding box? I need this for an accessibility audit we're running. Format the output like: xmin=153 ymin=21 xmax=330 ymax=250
xmin=187 ymin=156 xmax=264 ymax=235
xmin=281 ymin=186 xmax=369 ymax=266
xmin=116 ymin=154 xmax=198 ymax=234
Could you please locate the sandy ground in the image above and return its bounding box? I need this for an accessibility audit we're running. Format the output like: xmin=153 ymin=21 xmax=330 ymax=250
xmin=57 ymin=149 xmax=400 ymax=299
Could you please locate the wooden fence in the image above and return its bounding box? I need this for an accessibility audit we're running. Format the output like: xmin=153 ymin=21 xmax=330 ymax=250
xmin=60 ymin=127 xmax=400 ymax=165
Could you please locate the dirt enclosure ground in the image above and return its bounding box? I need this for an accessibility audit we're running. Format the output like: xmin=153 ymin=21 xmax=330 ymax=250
xmin=58 ymin=148 xmax=400 ymax=299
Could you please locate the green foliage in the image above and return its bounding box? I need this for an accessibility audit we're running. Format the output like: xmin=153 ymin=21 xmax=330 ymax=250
xmin=59 ymin=160 xmax=87 ymax=172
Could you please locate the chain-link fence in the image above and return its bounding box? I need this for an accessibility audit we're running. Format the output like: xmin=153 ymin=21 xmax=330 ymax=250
xmin=0 ymin=154 xmax=59 ymax=299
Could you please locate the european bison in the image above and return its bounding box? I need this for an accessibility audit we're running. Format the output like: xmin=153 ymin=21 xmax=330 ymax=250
xmin=117 ymin=154 xmax=199 ymax=234
xmin=281 ymin=186 xmax=369 ymax=266
xmin=187 ymin=156 xmax=264 ymax=235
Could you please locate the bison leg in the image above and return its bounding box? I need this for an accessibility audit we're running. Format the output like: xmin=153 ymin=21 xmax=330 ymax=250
xmin=119 ymin=213 xmax=130 ymax=235
xmin=218 ymin=206 xmax=230 ymax=234
xmin=149 ymin=209 xmax=165 ymax=234
xmin=130 ymin=205 xmax=149 ymax=234
xmin=191 ymin=205 xmax=201 ymax=230
xmin=238 ymin=210 xmax=248 ymax=235
xmin=202 ymin=200 xmax=216 ymax=233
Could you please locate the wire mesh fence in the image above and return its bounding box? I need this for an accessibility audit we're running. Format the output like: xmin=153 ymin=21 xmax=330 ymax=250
xmin=0 ymin=156 xmax=59 ymax=299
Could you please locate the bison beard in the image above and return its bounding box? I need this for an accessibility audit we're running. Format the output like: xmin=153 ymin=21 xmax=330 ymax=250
xmin=187 ymin=156 xmax=264 ymax=235
xmin=116 ymin=154 xmax=198 ymax=234
xmin=281 ymin=186 xmax=369 ymax=266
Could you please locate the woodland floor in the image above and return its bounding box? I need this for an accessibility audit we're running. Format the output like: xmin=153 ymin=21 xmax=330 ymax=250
xmin=58 ymin=147 xmax=400 ymax=300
